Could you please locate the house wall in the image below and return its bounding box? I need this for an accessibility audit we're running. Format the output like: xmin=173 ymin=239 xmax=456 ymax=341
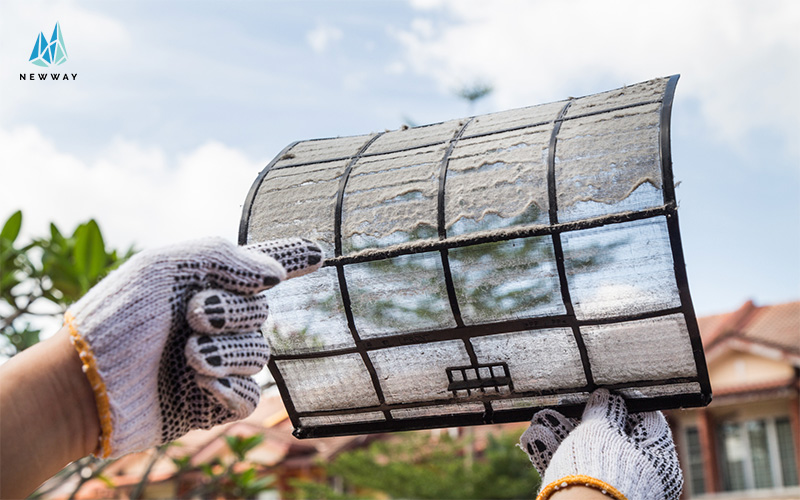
xmin=670 ymin=344 xmax=800 ymax=498
xmin=672 ymin=397 xmax=799 ymax=497
xmin=708 ymin=351 xmax=795 ymax=391
xmin=707 ymin=398 xmax=792 ymax=422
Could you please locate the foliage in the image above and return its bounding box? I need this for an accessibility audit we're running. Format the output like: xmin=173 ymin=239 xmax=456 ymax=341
xmin=287 ymin=478 xmax=351 ymax=500
xmin=404 ymin=77 xmax=493 ymax=128
xmin=35 ymin=435 xmax=276 ymax=499
xmin=290 ymin=430 xmax=540 ymax=499
xmin=456 ymin=81 xmax=494 ymax=105
xmin=456 ymin=80 xmax=494 ymax=114
xmin=175 ymin=434 xmax=275 ymax=499
xmin=0 ymin=210 xmax=135 ymax=355
xmin=226 ymin=434 xmax=265 ymax=462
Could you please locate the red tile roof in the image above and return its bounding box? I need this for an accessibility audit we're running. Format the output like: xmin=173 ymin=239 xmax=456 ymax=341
xmin=699 ymin=299 xmax=800 ymax=364
xmin=740 ymin=301 xmax=800 ymax=354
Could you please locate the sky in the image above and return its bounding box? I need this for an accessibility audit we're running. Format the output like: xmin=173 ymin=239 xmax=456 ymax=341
xmin=1 ymin=0 xmax=798 ymax=318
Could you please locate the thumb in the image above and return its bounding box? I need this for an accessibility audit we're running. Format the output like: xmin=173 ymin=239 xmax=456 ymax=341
xmin=582 ymin=388 xmax=628 ymax=432
xmin=245 ymin=238 xmax=323 ymax=280
xmin=520 ymin=409 xmax=575 ymax=475
xmin=186 ymin=238 xmax=286 ymax=294
xmin=628 ymin=411 xmax=672 ymax=449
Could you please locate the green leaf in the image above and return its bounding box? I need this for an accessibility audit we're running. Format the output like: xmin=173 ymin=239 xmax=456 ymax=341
xmin=84 ymin=220 xmax=107 ymax=282
xmin=95 ymin=474 xmax=116 ymax=488
xmin=42 ymin=248 xmax=83 ymax=302
xmin=6 ymin=324 xmax=41 ymax=352
xmin=72 ymin=223 xmax=89 ymax=277
xmin=200 ymin=463 xmax=215 ymax=477
xmin=1 ymin=211 xmax=22 ymax=244
xmin=226 ymin=434 xmax=264 ymax=461
xmin=171 ymin=456 xmax=191 ymax=471
xmin=249 ymin=475 xmax=275 ymax=490
xmin=237 ymin=467 xmax=257 ymax=485
xmin=49 ymin=223 xmax=65 ymax=246
xmin=70 ymin=219 xmax=108 ymax=290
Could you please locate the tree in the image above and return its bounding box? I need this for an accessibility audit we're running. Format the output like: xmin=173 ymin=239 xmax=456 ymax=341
xmin=168 ymin=435 xmax=275 ymax=499
xmin=402 ymin=78 xmax=493 ymax=128
xmin=289 ymin=429 xmax=540 ymax=499
xmin=0 ymin=210 xmax=135 ymax=355
xmin=456 ymin=80 xmax=494 ymax=114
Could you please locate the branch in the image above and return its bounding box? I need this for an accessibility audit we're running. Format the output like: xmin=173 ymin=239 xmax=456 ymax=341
xmin=67 ymin=457 xmax=116 ymax=500
xmin=29 ymin=461 xmax=83 ymax=499
xmin=0 ymin=307 xmax=29 ymax=330
xmin=130 ymin=445 xmax=170 ymax=500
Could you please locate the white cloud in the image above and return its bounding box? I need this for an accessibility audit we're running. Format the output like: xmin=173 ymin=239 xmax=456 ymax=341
xmin=342 ymin=71 xmax=368 ymax=91
xmin=0 ymin=126 xmax=263 ymax=251
xmin=306 ymin=23 xmax=343 ymax=54
xmin=410 ymin=18 xmax=435 ymax=39
xmin=408 ymin=0 xmax=445 ymax=10
xmin=398 ymin=0 xmax=800 ymax=158
xmin=385 ymin=61 xmax=406 ymax=75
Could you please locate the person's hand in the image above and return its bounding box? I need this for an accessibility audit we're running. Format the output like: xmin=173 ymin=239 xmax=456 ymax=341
xmin=65 ymin=237 xmax=322 ymax=458
xmin=519 ymin=408 xmax=577 ymax=478
xmin=520 ymin=389 xmax=683 ymax=500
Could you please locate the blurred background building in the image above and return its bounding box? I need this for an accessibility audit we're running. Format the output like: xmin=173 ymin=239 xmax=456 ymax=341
xmin=668 ymin=300 xmax=800 ymax=499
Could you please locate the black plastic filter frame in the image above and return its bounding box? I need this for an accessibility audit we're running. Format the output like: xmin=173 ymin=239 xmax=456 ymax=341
xmin=446 ymin=362 xmax=513 ymax=395
xmin=332 ymin=132 xmax=392 ymax=423
xmin=546 ymin=100 xmax=596 ymax=392
xmin=239 ymin=75 xmax=712 ymax=439
xmin=659 ymin=76 xmax=712 ymax=401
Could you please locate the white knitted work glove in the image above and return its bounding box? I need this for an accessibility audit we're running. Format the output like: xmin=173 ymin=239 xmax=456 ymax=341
xmin=519 ymin=409 xmax=577 ymax=478
xmin=521 ymin=389 xmax=683 ymax=500
xmin=65 ymin=237 xmax=322 ymax=458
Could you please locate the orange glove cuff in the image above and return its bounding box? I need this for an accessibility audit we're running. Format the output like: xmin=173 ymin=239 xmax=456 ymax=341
xmin=537 ymin=475 xmax=628 ymax=500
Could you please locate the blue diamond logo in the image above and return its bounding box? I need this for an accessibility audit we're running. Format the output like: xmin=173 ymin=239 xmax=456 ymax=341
xmin=29 ymin=22 xmax=68 ymax=67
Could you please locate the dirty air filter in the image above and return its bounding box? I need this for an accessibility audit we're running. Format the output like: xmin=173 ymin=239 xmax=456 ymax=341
xmin=240 ymin=75 xmax=711 ymax=439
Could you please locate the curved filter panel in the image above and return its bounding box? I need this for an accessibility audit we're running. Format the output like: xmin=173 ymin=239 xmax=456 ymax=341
xmin=240 ymin=75 xmax=711 ymax=439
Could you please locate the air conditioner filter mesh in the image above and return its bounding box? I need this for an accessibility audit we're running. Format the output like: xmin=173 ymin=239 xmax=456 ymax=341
xmin=240 ymin=75 xmax=711 ymax=439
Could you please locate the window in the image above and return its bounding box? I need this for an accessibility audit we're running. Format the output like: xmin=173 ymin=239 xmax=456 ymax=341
xmin=718 ymin=416 xmax=799 ymax=491
xmin=685 ymin=426 xmax=706 ymax=495
xmin=719 ymin=422 xmax=747 ymax=490
xmin=748 ymin=420 xmax=774 ymax=488
xmin=776 ymin=418 xmax=799 ymax=486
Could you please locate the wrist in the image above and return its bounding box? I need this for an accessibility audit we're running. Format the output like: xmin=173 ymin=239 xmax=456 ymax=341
xmin=538 ymin=475 xmax=627 ymax=500
xmin=549 ymin=484 xmax=618 ymax=500
xmin=0 ymin=326 xmax=100 ymax=498
xmin=64 ymin=311 xmax=115 ymax=457
xmin=48 ymin=326 xmax=103 ymax=458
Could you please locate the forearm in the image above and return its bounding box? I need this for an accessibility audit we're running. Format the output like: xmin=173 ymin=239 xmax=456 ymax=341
xmin=0 ymin=326 xmax=100 ymax=498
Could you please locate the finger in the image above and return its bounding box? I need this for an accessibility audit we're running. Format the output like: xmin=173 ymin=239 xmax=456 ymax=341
xmin=197 ymin=374 xmax=261 ymax=420
xmin=582 ymin=388 xmax=628 ymax=431
xmin=627 ymin=411 xmax=671 ymax=448
xmin=198 ymin=238 xmax=286 ymax=294
xmin=519 ymin=409 xmax=575 ymax=475
xmin=186 ymin=331 xmax=270 ymax=377
xmin=187 ymin=290 xmax=270 ymax=334
xmin=625 ymin=411 xmax=646 ymax=435
xmin=532 ymin=409 xmax=576 ymax=440
xmin=245 ymin=238 xmax=323 ymax=280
